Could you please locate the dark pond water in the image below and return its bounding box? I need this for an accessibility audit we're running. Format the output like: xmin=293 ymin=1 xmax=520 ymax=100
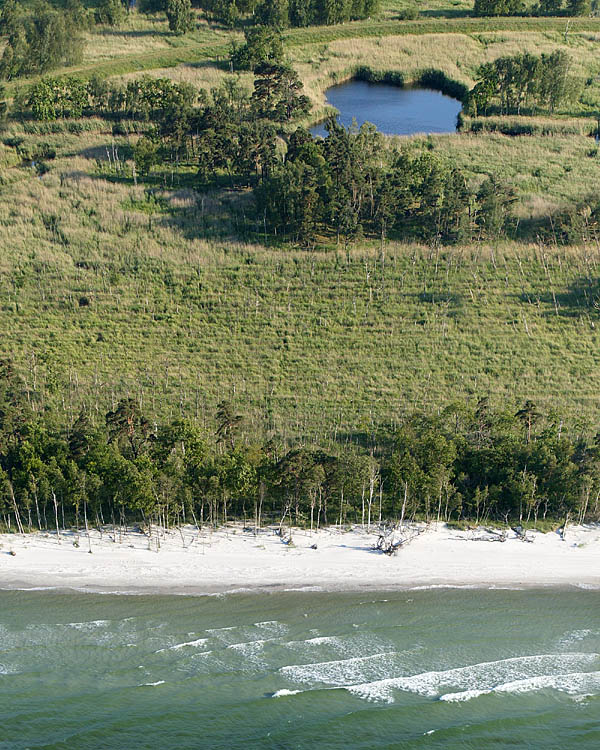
xmin=310 ymin=80 xmax=462 ymax=137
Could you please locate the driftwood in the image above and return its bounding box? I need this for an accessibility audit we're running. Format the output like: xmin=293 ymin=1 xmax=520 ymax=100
xmin=512 ymin=525 xmax=534 ymax=543
xmin=469 ymin=528 xmax=507 ymax=543
xmin=375 ymin=525 xmax=425 ymax=556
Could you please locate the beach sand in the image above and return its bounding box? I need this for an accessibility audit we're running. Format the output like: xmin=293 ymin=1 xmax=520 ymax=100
xmin=1 ymin=523 xmax=599 ymax=594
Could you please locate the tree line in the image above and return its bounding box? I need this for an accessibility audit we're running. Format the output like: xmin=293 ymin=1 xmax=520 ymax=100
xmin=16 ymin=73 xmax=198 ymax=122
xmin=472 ymin=0 xmax=592 ymax=16
xmin=191 ymin=0 xmax=379 ymax=28
xmin=1 ymin=360 xmax=599 ymax=535
xmin=466 ymin=51 xmax=573 ymax=116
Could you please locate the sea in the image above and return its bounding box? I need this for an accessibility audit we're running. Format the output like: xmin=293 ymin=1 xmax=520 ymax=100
xmin=1 ymin=587 xmax=599 ymax=749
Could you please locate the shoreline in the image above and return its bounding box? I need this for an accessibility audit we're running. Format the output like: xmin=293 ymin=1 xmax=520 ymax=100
xmin=1 ymin=523 xmax=599 ymax=596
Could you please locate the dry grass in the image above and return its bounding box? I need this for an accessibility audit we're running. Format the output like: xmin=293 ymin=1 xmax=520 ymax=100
xmin=83 ymin=12 xmax=230 ymax=63
xmin=117 ymin=60 xmax=250 ymax=93
xmin=394 ymin=131 xmax=600 ymax=215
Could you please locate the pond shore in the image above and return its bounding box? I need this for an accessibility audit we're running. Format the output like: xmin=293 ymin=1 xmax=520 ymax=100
xmin=1 ymin=523 xmax=599 ymax=595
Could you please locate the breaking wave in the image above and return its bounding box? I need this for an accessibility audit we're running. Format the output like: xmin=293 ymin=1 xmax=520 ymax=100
xmin=439 ymin=671 xmax=600 ymax=702
xmin=345 ymin=653 xmax=600 ymax=703
xmin=271 ymin=688 xmax=302 ymax=698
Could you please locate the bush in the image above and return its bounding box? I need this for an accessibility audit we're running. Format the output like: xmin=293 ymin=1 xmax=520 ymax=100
xmin=418 ymin=69 xmax=469 ymax=102
xmin=134 ymin=137 xmax=160 ymax=175
xmin=230 ymin=26 xmax=283 ymax=71
xmin=138 ymin=0 xmax=166 ymax=12
xmin=398 ymin=6 xmax=419 ymax=18
xmin=95 ymin=0 xmax=126 ymax=26
xmin=0 ymin=3 xmax=84 ymax=80
xmin=166 ymin=0 xmax=195 ymax=33
xmin=354 ymin=66 xmax=405 ymax=87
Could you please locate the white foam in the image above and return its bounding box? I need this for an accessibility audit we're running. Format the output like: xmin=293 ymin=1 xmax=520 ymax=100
xmin=228 ymin=637 xmax=277 ymax=653
xmin=255 ymin=621 xmax=288 ymax=636
xmin=190 ymin=650 xmax=213 ymax=660
xmin=3 ymin=586 xmax=60 ymax=592
xmin=285 ymin=632 xmax=389 ymax=661
xmin=346 ymin=653 xmax=600 ymax=704
xmin=206 ymin=626 xmax=237 ymax=634
xmin=408 ymin=584 xmax=483 ymax=591
xmin=156 ymin=637 xmax=208 ymax=653
xmin=205 ymin=621 xmax=287 ymax=649
xmin=272 ymin=688 xmax=302 ymax=698
xmin=306 ymin=636 xmax=342 ymax=646
xmin=67 ymin=619 xmax=110 ymax=629
xmin=558 ymin=629 xmax=595 ymax=648
xmin=439 ymin=688 xmax=490 ymax=702
xmin=141 ymin=680 xmax=165 ymax=687
xmin=440 ymin=671 xmax=600 ymax=702
xmin=281 ymin=652 xmax=400 ymax=686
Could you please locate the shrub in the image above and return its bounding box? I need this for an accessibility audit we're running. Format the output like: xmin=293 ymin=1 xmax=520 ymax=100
xmin=398 ymin=6 xmax=419 ymax=19
xmin=95 ymin=0 xmax=126 ymax=26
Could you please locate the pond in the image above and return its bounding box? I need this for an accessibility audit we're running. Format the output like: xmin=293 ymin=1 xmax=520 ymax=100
xmin=310 ymin=80 xmax=462 ymax=138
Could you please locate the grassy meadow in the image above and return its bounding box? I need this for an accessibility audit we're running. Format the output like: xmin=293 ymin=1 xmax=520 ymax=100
xmin=1 ymin=3 xmax=600 ymax=441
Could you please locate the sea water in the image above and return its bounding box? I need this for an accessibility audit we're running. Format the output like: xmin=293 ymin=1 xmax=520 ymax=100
xmin=0 ymin=588 xmax=599 ymax=748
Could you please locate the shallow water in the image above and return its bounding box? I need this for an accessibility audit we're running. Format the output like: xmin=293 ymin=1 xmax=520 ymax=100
xmin=310 ymin=81 xmax=462 ymax=137
xmin=1 ymin=588 xmax=599 ymax=749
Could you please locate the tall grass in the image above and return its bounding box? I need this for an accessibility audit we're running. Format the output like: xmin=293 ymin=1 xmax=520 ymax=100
xmin=1 ymin=139 xmax=600 ymax=442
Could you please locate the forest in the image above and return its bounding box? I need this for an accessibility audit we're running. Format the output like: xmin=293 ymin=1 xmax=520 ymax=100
xmin=1 ymin=358 xmax=599 ymax=534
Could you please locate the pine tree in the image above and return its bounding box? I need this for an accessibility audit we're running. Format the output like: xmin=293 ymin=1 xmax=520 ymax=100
xmin=166 ymin=0 xmax=194 ymax=34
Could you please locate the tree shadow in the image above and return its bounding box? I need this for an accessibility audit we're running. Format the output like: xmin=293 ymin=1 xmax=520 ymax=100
xmin=517 ymin=276 xmax=600 ymax=317
xmin=99 ymin=29 xmax=173 ymax=39
xmin=417 ymin=9 xmax=473 ymax=18
xmin=333 ymin=430 xmax=395 ymax=452
xmin=512 ymin=215 xmax=553 ymax=241
xmin=417 ymin=290 xmax=463 ymax=307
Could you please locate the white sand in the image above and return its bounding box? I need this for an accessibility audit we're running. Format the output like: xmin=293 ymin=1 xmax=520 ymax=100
xmin=0 ymin=523 xmax=599 ymax=594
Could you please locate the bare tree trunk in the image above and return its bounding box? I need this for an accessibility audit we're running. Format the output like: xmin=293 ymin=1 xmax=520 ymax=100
xmin=84 ymin=499 xmax=92 ymax=553
xmin=400 ymin=483 xmax=408 ymax=529
xmin=361 ymin=482 xmax=366 ymax=527
xmin=367 ymin=473 xmax=375 ymax=531
xmin=257 ymin=482 xmax=264 ymax=531
xmin=9 ymin=482 xmax=24 ymax=535
xmin=317 ymin=487 xmax=322 ymax=531
xmin=33 ymin=486 xmax=42 ymax=531
xmin=52 ymin=491 xmax=61 ymax=541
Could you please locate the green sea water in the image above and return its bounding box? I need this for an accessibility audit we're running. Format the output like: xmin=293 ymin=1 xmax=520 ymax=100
xmin=1 ymin=587 xmax=599 ymax=749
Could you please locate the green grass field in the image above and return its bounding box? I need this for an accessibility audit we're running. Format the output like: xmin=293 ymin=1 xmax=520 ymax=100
xmin=2 ymin=3 xmax=600 ymax=441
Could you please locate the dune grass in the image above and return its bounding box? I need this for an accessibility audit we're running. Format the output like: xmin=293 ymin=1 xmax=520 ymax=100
xmin=1 ymin=137 xmax=600 ymax=441
xmin=3 ymin=6 xmax=600 ymax=440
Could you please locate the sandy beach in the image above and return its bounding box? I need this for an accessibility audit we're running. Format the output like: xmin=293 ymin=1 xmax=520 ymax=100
xmin=1 ymin=523 xmax=599 ymax=594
